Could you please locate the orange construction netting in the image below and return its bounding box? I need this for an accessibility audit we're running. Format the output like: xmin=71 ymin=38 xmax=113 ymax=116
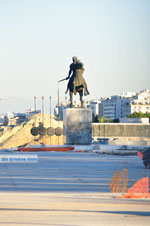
xmin=118 ymin=177 xmax=150 ymax=199
xmin=109 ymin=168 xmax=128 ymax=193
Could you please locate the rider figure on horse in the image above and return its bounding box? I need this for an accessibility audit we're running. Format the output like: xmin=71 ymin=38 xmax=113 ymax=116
xmin=65 ymin=56 xmax=89 ymax=107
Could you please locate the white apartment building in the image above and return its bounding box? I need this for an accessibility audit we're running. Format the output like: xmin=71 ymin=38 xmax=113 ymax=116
xmin=99 ymin=96 xmax=130 ymax=119
xmin=99 ymin=89 xmax=150 ymax=120
xmin=130 ymin=103 xmax=150 ymax=114
xmin=101 ymin=97 xmax=116 ymax=119
xmin=87 ymin=99 xmax=101 ymax=119
xmin=136 ymin=89 xmax=150 ymax=101
xmin=130 ymin=89 xmax=150 ymax=114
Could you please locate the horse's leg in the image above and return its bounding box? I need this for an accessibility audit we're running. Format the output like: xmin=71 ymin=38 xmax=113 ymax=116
xmin=79 ymin=90 xmax=84 ymax=107
xmin=84 ymin=82 xmax=90 ymax=96
xmin=70 ymin=91 xmax=73 ymax=108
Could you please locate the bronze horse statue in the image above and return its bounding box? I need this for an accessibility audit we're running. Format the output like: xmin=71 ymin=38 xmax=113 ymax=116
xmin=65 ymin=57 xmax=89 ymax=107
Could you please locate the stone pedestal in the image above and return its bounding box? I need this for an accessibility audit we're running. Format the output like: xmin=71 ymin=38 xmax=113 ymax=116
xmin=63 ymin=108 xmax=92 ymax=145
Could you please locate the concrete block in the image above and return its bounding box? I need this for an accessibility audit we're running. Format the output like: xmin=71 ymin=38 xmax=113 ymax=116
xmin=63 ymin=108 xmax=92 ymax=145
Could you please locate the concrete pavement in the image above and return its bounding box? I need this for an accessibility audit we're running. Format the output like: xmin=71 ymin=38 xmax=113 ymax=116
xmin=0 ymin=192 xmax=150 ymax=226
xmin=0 ymin=151 xmax=150 ymax=225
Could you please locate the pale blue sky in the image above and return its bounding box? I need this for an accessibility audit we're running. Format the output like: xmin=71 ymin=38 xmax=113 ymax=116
xmin=0 ymin=0 xmax=149 ymax=113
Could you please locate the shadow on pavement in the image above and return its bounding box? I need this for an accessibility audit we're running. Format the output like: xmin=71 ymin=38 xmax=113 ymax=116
xmin=0 ymin=208 xmax=150 ymax=216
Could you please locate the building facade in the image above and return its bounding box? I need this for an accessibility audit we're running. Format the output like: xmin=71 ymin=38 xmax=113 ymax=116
xmin=99 ymin=90 xmax=150 ymax=120
xmin=87 ymin=99 xmax=101 ymax=120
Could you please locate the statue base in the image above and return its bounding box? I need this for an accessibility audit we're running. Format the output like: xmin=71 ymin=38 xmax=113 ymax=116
xmin=63 ymin=108 xmax=92 ymax=145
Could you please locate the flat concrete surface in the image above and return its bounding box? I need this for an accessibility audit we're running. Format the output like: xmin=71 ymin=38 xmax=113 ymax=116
xmin=0 ymin=151 xmax=148 ymax=192
xmin=0 ymin=192 xmax=150 ymax=226
xmin=0 ymin=151 xmax=150 ymax=225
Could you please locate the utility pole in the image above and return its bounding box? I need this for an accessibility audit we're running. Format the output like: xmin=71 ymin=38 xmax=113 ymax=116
xmin=57 ymin=82 xmax=60 ymax=119
xmin=0 ymin=98 xmax=2 ymax=114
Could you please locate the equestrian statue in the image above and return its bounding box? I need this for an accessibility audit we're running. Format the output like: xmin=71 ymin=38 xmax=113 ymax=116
xmin=64 ymin=56 xmax=90 ymax=108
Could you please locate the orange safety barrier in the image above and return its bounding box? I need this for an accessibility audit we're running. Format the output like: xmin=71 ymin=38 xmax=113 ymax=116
xmin=118 ymin=177 xmax=150 ymax=199
xmin=120 ymin=193 xmax=150 ymax=199
xmin=74 ymin=150 xmax=84 ymax=152
xmin=128 ymin=177 xmax=149 ymax=193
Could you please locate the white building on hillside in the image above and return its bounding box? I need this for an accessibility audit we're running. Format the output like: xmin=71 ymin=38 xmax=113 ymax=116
xmin=130 ymin=102 xmax=150 ymax=114
xmin=120 ymin=91 xmax=136 ymax=98
xmin=99 ymin=90 xmax=150 ymax=120
xmin=130 ymin=89 xmax=150 ymax=114
xmin=136 ymin=89 xmax=150 ymax=101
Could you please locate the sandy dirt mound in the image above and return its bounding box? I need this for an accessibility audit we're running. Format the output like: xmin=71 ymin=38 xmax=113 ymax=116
xmin=0 ymin=114 xmax=63 ymax=149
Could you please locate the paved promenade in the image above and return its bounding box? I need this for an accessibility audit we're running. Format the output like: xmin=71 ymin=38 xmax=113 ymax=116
xmin=0 ymin=192 xmax=150 ymax=226
xmin=0 ymin=151 xmax=150 ymax=225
